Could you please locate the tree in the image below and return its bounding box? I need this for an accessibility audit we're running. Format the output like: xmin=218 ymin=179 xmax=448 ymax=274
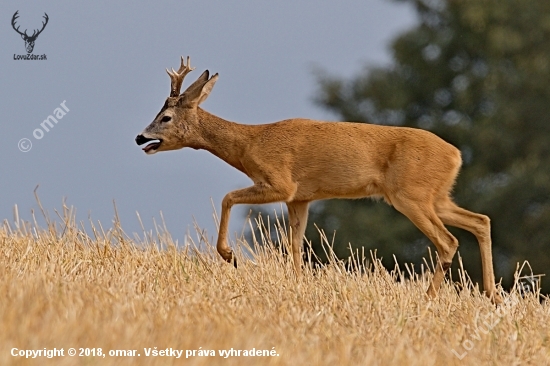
xmin=250 ymin=0 xmax=550 ymax=293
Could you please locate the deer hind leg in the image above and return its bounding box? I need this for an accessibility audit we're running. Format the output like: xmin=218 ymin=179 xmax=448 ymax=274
xmin=218 ymin=183 xmax=296 ymax=267
xmin=286 ymin=201 xmax=310 ymax=277
xmin=393 ymin=197 xmax=459 ymax=298
xmin=435 ymin=197 xmax=501 ymax=304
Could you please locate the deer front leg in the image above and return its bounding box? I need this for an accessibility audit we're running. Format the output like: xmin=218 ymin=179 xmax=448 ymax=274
xmin=286 ymin=201 xmax=309 ymax=276
xmin=217 ymin=183 xmax=296 ymax=266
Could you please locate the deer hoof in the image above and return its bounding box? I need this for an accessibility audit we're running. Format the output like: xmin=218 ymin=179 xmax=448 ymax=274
xmin=223 ymin=251 xmax=237 ymax=268
xmin=219 ymin=248 xmax=237 ymax=268
xmin=490 ymin=292 xmax=503 ymax=306
xmin=426 ymin=285 xmax=437 ymax=299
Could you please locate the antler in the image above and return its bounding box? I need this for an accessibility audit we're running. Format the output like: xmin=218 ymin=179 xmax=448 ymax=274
xmin=31 ymin=13 xmax=49 ymax=39
xmin=11 ymin=11 xmax=26 ymax=37
xmin=166 ymin=56 xmax=195 ymax=97
xmin=11 ymin=11 xmax=48 ymax=39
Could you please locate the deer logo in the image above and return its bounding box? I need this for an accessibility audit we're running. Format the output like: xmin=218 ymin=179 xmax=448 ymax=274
xmin=11 ymin=11 xmax=49 ymax=54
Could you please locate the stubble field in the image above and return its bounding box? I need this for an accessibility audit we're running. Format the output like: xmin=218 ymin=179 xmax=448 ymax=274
xmin=1 ymin=206 xmax=549 ymax=365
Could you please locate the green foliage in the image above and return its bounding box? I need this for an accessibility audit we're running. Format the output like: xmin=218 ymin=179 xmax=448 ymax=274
xmin=249 ymin=0 xmax=550 ymax=293
xmin=311 ymin=0 xmax=550 ymax=291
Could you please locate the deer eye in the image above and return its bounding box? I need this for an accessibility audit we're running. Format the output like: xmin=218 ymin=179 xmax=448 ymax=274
xmin=161 ymin=115 xmax=172 ymax=123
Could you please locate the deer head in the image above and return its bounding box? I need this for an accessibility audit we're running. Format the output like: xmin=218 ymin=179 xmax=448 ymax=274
xmin=136 ymin=56 xmax=218 ymax=154
xmin=12 ymin=11 xmax=49 ymax=54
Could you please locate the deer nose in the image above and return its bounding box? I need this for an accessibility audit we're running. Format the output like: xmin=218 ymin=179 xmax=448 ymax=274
xmin=135 ymin=134 xmax=149 ymax=145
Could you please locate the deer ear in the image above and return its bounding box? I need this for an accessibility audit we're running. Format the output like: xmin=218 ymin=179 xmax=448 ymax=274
xmin=179 ymin=71 xmax=218 ymax=107
xmin=197 ymin=73 xmax=218 ymax=105
xmin=182 ymin=70 xmax=210 ymax=97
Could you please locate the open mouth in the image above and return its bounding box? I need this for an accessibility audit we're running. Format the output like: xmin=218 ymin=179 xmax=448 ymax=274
xmin=135 ymin=135 xmax=162 ymax=154
xmin=143 ymin=140 xmax=161 ymax=153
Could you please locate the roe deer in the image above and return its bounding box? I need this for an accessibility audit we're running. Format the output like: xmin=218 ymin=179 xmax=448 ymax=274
xmin=135 ymin=56 xmax=502 ymax=304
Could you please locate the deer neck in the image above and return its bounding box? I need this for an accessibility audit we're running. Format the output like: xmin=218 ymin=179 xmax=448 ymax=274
xmin=192 ymin=108 xmax=249 ymax=172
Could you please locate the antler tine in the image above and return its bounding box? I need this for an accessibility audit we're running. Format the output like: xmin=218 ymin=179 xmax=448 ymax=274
xmin=11 ymin=11 xmax=26 ymax=36
xmin=41 ymin=13 xmax=48 ymax=28
xmin=166 ymin=56 xmax=195 ymax=97
xmin=178 ymin=56 xmax=195 ymax=75
xmin=34 ymin=13 xmax=49 ymax=37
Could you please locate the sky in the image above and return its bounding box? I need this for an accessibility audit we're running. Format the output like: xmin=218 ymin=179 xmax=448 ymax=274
xmin=1 ymin=1 xmax=416 ymax=246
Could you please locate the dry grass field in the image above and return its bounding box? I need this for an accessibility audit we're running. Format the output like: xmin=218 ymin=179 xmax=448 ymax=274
xmin=1 ymin=204 xmax=549 ymax=366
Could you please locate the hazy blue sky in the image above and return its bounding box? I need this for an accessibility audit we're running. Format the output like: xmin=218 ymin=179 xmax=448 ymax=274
xmin=1 ymin=1 xmax=416 ymax=245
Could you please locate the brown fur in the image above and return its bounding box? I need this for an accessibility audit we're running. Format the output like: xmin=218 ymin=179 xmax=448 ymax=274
xmin=136 ymin=57 xmax=502 ymax=304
